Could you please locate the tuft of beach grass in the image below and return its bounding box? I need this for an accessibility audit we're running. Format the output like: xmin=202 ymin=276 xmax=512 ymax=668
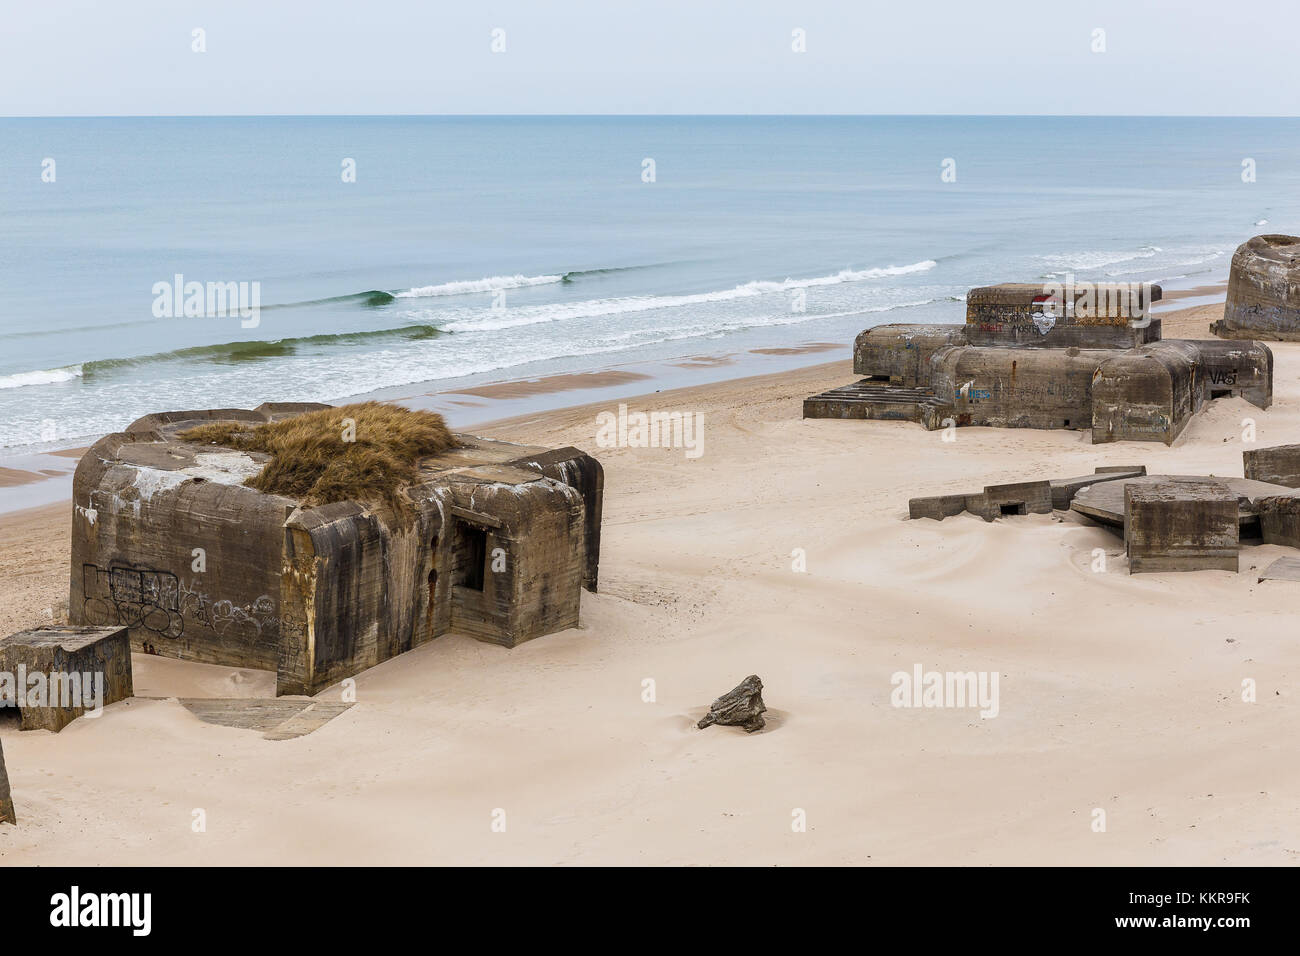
xmin=179 ymin=402 xmax=456 ymax=509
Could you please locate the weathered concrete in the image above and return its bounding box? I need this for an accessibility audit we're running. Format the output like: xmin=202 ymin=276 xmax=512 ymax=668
xmin=966 ymin=282 xmax=1162 ymax=349
xmin=973 ymin=481 xmax=1053 ymax=521
xmin=1092 ymin=341 xmax=1201 ymax=445
xmin=1049 ymin=467 xmax=1147 ymax=510
xmin=177 ymin=698 xmax=354 ymax=740
xmin=1256 ymin=495 xmax=1300 ymax=549
xmin=1244 ymin=444 xmax=1300 ymax=488
xmin=854 ymin=324 xmax=968 ymax=386
xmin=1213 ymin=235 xmax=1300 ymax=341
xmin=908 ymin=494 xmax=969 ymax=521
xmin=806 ymin=281 xmax=1271 ymax=444
xmin=909 ymin=480 xmax=1055 ymax=521
xmin=71 ymin=405 xmax=604 ymax=696
xmin=0 ymin=626 xmax=133 ymax=732
xmin=802 ymin=381 xmax=948 ymax=427
xmin=1186 ymin=339 xmax=1273 ymax=408
xmin=1072 ymin=474 xmax=1293 ymax=532
xmin=1124 ymin=478 xmax=1239 ymax=573
xmin=1258 ymin=556 xmax=1300 ymax=583
xmin=0 ymin=740 xmax=14 ymax=825
xmin=930 ymin=346 xmax=1106 ymax=431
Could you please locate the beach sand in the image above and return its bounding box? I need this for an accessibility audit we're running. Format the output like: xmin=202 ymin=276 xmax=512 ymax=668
xmin=4 ymin=298 xmax=1299 ymax=866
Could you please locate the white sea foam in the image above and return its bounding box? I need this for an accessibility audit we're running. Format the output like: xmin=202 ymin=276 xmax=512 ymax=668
xmin=0 ymin=365 xmax=83 ymax=390
xmin=1037 ymin=247 xmax=1161 ymax=271
xmin=1105 ymin=248 xmax=1224 ymax=277
xmin=413 ymin=261 xmax=939 ymax=333
xmin=394 ymin=274 xmax=564 ymax=298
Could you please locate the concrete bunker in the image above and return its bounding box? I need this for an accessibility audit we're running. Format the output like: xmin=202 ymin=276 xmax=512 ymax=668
xmin=806 ymin=281 xmax=1273 ymax=445
xmin=69 ymin=402 xmax=603 ymax=696
xmin=910 ymin=458 xmax=1300 ymax=575
xmin=1213 ymin=234 xmax=1300 ymax=341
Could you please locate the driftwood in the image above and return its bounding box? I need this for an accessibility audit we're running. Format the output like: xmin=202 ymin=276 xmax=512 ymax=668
xmin=697 ymin=675 xmax=767 ymax=733
xmin=0 ymin=738 xmax=15 ymax=825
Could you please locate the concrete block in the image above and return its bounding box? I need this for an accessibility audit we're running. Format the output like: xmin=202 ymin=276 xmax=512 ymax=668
xmin=1244 ymin=444 xmax=1300 ymax=488
xmin=930 ymin=346 xmax=1105 ymax=431
xmin=966 ymin=282 xmax=1162 ymax=349
xmin=0 ymin=626 xmax=133 ymax=733
xmin=908 ymin=494 xmax=968 ymax=521
xmin=976 ymin=481 xmax=1052 ymax=521
xmin=1184 ymin=338 xmax=1273 ymax=409
xmin=853 ymin=324 xmax=967 ymax=387
xmin=0 ymin=739 xmax=14 ymax=825
xmin=1124 ymin=478 xmax=1239 ymax=573
xmin=1092 ymin=342 xmax=1202 ymax=445
xmin=1256 ymin=495 xmax=1300 ymax=548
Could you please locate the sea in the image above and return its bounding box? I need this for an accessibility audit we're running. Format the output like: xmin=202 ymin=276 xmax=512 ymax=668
xmin=2 ymin=115 xmax=1299 ymax=453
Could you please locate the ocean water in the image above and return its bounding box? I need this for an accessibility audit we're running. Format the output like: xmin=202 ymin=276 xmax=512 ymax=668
xmin=2 ymin=115 xmax=1299 ymax=451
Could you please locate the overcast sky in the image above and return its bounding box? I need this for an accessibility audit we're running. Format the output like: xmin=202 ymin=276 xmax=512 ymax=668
xmin=4 ymin=0 xmax=1297 ymax=116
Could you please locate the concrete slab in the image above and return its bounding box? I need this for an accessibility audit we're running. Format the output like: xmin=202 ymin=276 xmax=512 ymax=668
xmin=1071 ymin=474 xmax=1299 ymax=530
xmin=1049 ymin=467 xmax=1146 ymax=510
xmin=178 ymin=697 xmax=354 ymax=740
xmin=1258 ymin=556 xmax=1300 ymax=583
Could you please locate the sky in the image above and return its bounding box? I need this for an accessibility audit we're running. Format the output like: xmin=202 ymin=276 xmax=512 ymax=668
xmin=3 ymin=0 xmax=1298 ymax=117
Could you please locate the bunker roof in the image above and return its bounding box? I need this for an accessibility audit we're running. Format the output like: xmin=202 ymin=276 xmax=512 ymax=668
xmin=95 ymin=402 xmax=563 ymax=509
xmin=966 ymin=282 xmax=1162 ymax=309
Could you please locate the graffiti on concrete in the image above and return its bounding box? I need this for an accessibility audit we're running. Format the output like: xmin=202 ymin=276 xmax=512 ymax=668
xmin=82 ymin=564 xmax=289 ymax=644
xmin=82 ymin=563 xmax=185 ymax=639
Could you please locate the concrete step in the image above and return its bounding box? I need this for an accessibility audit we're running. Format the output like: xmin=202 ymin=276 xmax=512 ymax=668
xmin=803 ymin=380 xmax=946 ymax=427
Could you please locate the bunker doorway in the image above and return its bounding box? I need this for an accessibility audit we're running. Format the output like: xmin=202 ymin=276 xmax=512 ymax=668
xmin=454 ymin=521 xmax=489 ymax=592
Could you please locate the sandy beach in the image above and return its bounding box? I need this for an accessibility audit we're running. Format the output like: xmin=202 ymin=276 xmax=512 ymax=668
xmin=2 ymin=296 xmax=1299 ymax=865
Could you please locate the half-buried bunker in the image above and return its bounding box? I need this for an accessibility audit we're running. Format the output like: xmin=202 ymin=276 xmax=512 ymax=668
xmin=69 ymin=402 xmax=603 ymax=696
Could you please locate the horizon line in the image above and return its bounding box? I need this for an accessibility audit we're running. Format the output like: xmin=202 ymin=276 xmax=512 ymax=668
xmin=5 ymin=112 xmax=1300 ymax=120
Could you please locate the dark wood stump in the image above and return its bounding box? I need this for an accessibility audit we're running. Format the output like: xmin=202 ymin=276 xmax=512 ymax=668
xmin=697 ymin=675 xmax=767 ymax=733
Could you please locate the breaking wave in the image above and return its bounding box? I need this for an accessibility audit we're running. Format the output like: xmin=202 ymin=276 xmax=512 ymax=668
xmin=71 ymin=324 xmax=448 ymax=377
xmin=394 ymin=273 xmax=564 ymax=298
xmin=413 ymin=261 xmax=940 ymax=333
xmin=0 ymin=366 xmax=84 ymax=390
